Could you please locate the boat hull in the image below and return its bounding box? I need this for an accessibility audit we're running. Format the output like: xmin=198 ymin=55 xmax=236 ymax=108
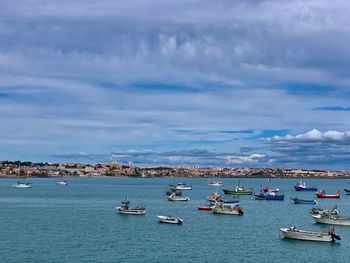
xmin=11 ymin=183 xmax=32 ymax=189
xmin=312 ymin=215 xmax=350 ymax=226
xmin=157 ymin=215 xmax=183 ymax=224
xmin=197 ymin=206 xmax=213 ymax=211
xmin=223 ymin=189 xmax=253 ymax=195
xmin=167 ymin=196 xmax=190 ymax=201
xmin=280 ymin=228 xmax=334 ymax=242
xmin=291 ymin=198 xmax=317 ymax=205
xmin=117 ymin=208 xmax=146 ymax=215
xmin=316 ymin=193 xmax=340 ymax=199
xmin=294 ymin=186 xmax=317 ymax=191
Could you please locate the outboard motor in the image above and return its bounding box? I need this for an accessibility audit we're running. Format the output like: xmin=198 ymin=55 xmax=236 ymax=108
xmin=329 ymin=227 xmax=341 ymax=241
xmin=237 ymin=207 xmax=244 ymax=216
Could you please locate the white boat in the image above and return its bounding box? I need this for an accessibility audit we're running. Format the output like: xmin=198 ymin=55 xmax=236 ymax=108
xmin=212 ymin=202 xmax=243 ymax=215
xmin=11 ymin=181 xmax=32 ymax=189
xmin=312 ymin=213 xmax=350 ymax=226
xmin=116 ymin=198 xmax=146 ymax=215
xmin=280 ymin=226 xmax=341 ymax=242
xmin=208 ymin=181 xmax=223 ymax=187
xmin=174 ymin=182 xmax=192 ymax=190
xmin=57 ymin=180 xmax=68 ymax=186
xmin=310 ymin=206 xmax=339 ymax=216
xmin=157 ymin=215 xmax=183 ymax=224
xmin=167 ymin=193 xmax=190 ymax=201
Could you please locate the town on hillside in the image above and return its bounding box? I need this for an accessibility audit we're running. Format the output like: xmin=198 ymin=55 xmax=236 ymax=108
xmin=0 ymin=160 xmax=349 ymax=178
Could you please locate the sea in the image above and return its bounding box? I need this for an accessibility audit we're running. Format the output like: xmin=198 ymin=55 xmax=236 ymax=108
xmin=1 ymin=177 xmax=350 ymax=263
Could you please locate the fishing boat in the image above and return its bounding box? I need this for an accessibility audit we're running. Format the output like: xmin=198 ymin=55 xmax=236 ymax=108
xmin=223 ymin=182 xmax=253 ymax=195
xmin=280 ymin=226 xmax=341 ymax=242
xmin=344 ymin=189 xmax=350 ymax=195
xmin=197 ymin=205 xmax=214 ymax=211
xmin=207 ymin=192 xmax=221 ymax=203
xmin=167 ymin=193 xmax=190 ymax=201
xmin=174 ymin=182 xmax=192 ymax=191
xmin=11 ymin=181 xmax=32 ymax=189
xmin=212 ymin=202 xmax=243 ymax=215
xmin=291 ymin=196 xmax=317 ymax=205
xmin=254 ymin=191 xmax=284 ymax=200
xmin=165 ymin=188 xmax=182 ymax=196
xmin=310 ymin=205 xmax=339 ymax=216
xmin=316 ymin=190 xmax=340 ymax=199
xmin=263 ymin=187 xmax=280 ymax=193
xmin=294 ymin=181 xmax=317 ymax=191
xmin=157 ymin=215 xmax=183 ymax=224
xmin=312 ymin=213 xmax=350 ymax=226
xmin=208 ymin=181 xmax=223 ymax=187
xmin=116 ymin=198 xmax=146 ymax=215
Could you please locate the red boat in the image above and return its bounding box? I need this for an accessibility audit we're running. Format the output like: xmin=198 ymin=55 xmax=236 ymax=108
xmin=263 ymin=187 xmax=280 ymax=193
xmin=197 ymin=205 xmax=213 ymax=211
xmin=316 ymin=190 xmax=340 ymax=199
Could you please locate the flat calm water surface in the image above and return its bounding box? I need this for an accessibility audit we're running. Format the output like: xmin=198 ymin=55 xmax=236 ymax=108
xmin=1 ymin=177 xmax=350 ymax=262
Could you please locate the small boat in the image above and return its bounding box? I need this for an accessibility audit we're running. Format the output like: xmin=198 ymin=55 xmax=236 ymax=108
xmin=316 ymin=190 xmax=340 ymax=199
xmin=167 ymin=193 xmax=190 ymax=201
xmin=208 ymin=181 xmax=223 ymax=187
xmin=263 ymin=187 xmax=280 ymax=193
xmin=174 ymin=182 xmax=192 ymax=191
xmin=280 ymin=226 xmax=341 ymax=242
xmin=291 ymin=196 xmax=317 ymax=205
xmin=310 ymin=205 xmax=339 ymax=216
xmin=116 ymin=198 xmax=146 ymax=215
xmin=344 ymin=189 xmax=350 ymax=195
xmin=207 ymin=192 xmax=221 ymax=203
xmin=165 ymin=188 xmax=182 ymax=196
xmin=254 ymin=191 xmax=284 ymax=200
xmin=11 ymin=181 xmax=32 ymax=189
xmin=197 ymin=205 xmax=214 ymax=211
xmin=223 ymin=186 xmax=253 ymax=195
xmin=157 ymin=215 xmax=183 ymax=224
xmin=212 ymin=202 xmax=243 ymax=215
xmin=312 ymin=213 xmax=350 ymax=226
xmin=294 ymin=181 xmax=317 ymax=191
xmin=57 ymin=180 xmax=68 ymax=186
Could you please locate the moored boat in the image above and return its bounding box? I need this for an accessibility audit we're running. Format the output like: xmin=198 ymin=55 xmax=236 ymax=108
xmin=294 ymin=181 xmax=317 ymax=191
xmin=174 ymin=182 xmax=192 ymax=191
xmin=212 ymin=202 xmax=243 ymax=215
xmin=263 ymin=187 xmax=280 ymax=193
xmin=291 ymin=196 xmax=317 ymax=205
xmin=116 ymin=198 xmax=146 ymax=215
xmin=208 ymin=181 xmax=223 ymax=187
xmin=254 ymin=191 xmax=284 ymax=200
xmin=310 ymin=205 xmax=339 ymax=216
xmin=11 ymin=181 xmax=32 ymax=189
xmin=280 ymin=226 xmax=341 ymax=242
xmin=312 ymin=213 xmax=350 ymax=226
xmin=197 ymin=205 xmax=213 ymax=211
xmin=167 ymin=193 xmax=190 ymax=201
xmin=223 ymin=186 xmax=253 ymax=195
xmin=165 ymin=188 xmax=182 ymax=196
xmin=157 ymin=215 xmax=183 ymax=224
xmin=344 ymin=189 xmax=350 ymax=195
xmin=316 ymin=190 xmax=340 ymax=199
xmin=57 ymin=180 xmax=68 ymax=186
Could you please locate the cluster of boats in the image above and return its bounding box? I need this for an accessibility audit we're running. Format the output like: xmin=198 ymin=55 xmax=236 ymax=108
xmin=113 ymin=179 xmax=350 ymax=236
xmin=11 ymin=179 xmax=69 ymax=188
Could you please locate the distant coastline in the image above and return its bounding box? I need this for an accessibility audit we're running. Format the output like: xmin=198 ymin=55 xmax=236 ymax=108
xmin=1 ymin=160 xmax=349 ymax=179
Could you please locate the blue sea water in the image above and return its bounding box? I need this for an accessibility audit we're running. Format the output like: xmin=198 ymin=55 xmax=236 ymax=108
xmin=1 ymin=177 xmax=350 ymax=263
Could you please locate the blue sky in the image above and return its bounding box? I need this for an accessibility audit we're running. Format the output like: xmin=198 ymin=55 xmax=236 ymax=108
xmin=1 ymin=0 xmax=350 ymax=169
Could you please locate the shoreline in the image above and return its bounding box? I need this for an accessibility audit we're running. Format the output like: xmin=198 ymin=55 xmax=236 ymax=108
xmin=1 ymin=175 xmax=350 ymax=179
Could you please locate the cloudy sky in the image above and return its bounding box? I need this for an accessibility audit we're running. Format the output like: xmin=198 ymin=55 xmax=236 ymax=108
xmin=1 ymin=0 xmax=350 ymax=169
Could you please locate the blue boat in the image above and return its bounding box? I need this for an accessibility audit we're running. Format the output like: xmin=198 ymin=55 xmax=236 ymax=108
xmin=254 ymin=192 xmax=284 ymax=200
xmin=294 ymin=181 xmax=317 ymax=191
xmin=165 ymin=188 xmax=182 ymax=196
xmin=291 ymin=196 xmax=318 ymax=205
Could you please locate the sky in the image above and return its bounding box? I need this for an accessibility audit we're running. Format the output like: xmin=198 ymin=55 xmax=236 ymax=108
xmin=1 ymin=0 xmax=350 ymax=170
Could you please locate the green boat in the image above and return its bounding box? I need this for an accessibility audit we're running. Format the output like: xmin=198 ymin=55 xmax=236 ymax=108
xmin=223 ymin=186 xmax=253 ymax=195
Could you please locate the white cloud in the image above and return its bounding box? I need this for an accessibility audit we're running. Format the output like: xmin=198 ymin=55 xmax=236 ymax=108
xmin=267 ymin=129 xmax=350 ymax=143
